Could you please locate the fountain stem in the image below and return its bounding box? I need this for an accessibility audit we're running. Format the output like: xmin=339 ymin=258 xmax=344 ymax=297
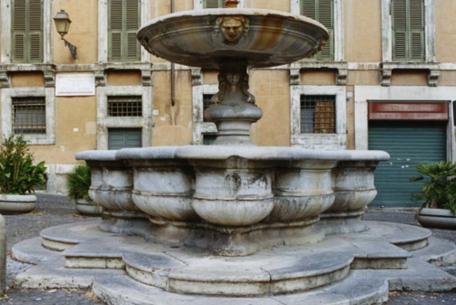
xmin=204 ymin=60 xmax=262 ymax=145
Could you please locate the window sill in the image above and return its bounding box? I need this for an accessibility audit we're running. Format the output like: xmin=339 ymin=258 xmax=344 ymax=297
xmin=21 ymin=134 xmax=55 ymax=145
xmin=291 ymin=133 xmax=346 ymax=150
xmin=380 ymin=62 xmax=440 ymax=87
xmin=290 ymin=61 xmax=348 ymax=86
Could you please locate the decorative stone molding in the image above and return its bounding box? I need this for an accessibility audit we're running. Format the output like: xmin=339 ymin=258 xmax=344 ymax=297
xmin=0 ymin=87 xmax=55 ymax=145
xmin=381 ymin=0 xmax=436 ymax=63
xmin=336 ymin=68 xmax=348 ymax=86
xmin=192 ymin=83 xmax=218 ymax=144
xmin=290 ymin=85 xmax=347 ymax=150
xmin=289 ymin=67 xmax=300 ymax=86
xmin=191 ymin=68 xmax=202 ymax=86
xmin=95 ymin=70 xmax=106 ymax=87
xmin=0 ymin=71 xmax=9 ymax=88
xmin=43 ymin=69 xmax=56 ymax=88
xmin=96 ymin=85 xmax=153 ymax=149
xmin=354 ymin=86 xmax=456 ymax=161
xmin=380 ymin=62 xmax=440 ymax=87
xmin=141 ymin=69 xmax=152 ymax=87
xmin=289 ymin=62 xmax=349 ymax=86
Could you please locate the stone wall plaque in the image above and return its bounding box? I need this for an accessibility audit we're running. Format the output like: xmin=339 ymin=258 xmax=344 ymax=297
xmin=56 ymin=73 xmax=95 ymax=96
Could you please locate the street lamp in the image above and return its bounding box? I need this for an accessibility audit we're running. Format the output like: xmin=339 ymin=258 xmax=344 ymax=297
xmin=53 ymin=10 xmax=77 ymax=59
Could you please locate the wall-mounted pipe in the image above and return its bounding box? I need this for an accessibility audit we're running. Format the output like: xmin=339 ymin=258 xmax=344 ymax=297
xmin=170 ymin=0 xmax=177 ymax=125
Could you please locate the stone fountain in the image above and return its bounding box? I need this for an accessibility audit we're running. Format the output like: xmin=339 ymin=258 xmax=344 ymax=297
xmin=11 ymin=1 xmax=456 ymax=304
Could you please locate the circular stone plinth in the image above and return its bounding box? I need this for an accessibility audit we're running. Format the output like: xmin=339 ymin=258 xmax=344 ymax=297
xmin=26 ymin=220 xmax=425 ymax=297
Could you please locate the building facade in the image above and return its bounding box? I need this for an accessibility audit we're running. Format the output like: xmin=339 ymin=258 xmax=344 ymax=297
xmin=0 ymin=0 xmax=455 ymax=207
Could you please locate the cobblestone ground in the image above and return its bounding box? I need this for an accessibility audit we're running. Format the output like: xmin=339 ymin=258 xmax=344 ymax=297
xmin=0 ymin=195 xmax=455 ymax=305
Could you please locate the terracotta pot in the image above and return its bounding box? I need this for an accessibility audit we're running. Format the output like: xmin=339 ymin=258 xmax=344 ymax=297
xmin=417 ymin=208 xmax=456 ymax=230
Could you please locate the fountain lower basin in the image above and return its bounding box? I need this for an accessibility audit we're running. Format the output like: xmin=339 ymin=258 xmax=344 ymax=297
xmin=76 ymin=146 xmax=389 ymax=256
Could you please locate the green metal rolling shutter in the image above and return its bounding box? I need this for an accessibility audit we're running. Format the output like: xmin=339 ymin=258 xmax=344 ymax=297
xmin=369 ymin=121 xmax=447 ymax=207
xmin=108 ymin=128 xmax=142 ymax=150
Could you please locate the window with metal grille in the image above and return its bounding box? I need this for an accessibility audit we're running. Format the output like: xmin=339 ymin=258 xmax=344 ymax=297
xmin=300 ymin=95 xmax=336 ymax=134
xmin=107 ymin=96 xmax=142 ymax=117
xmin=12 ymin=97 xmax=46 ymax=134
xmin=204 ymin=0 xmax=225 ymax=8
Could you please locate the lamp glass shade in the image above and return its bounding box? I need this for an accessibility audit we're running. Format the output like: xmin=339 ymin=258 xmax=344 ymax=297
xmin=53 ymin=10 xmax=72 ymax=37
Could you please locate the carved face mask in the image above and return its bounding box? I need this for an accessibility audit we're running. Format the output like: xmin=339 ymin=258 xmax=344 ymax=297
xmin=220 ymin=17 xmax=245 ymax=43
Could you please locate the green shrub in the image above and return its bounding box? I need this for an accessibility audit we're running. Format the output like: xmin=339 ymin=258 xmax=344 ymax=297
xmin=411 ymin=161 xmax=456 ymax=214
xmin=0 ymin=135 xmax=47 ymax=195
xmin=67 ymin=165 xmax=91 ymax=200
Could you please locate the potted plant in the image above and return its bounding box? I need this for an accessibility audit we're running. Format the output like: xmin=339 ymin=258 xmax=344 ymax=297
xmin=67 ymin=164 xmax=102 ymax=216
xmin=0 ymin=136 xmax=46 ymax=213
xmin=412 ymin=161 xmax=456 ymax=229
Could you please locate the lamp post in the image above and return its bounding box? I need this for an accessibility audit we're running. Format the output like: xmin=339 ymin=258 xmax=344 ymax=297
xmin=53 ymin=10 xmax=77 ymax=59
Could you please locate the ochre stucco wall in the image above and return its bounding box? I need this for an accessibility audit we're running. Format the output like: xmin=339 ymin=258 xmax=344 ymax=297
xmin=152 ymin=70 xmax=193 ymax=146
xmin=30 ymin=96 xmax=97 ymax=164
xmin=10 ymin=72 xmax=44 ymax=87
xmin=53 ymin=0 xmax=98 ymax=64
xmin=246 ymin=0 xmax=289 ymax=11
xmin=435 ymin=0 xmax=456 ymax=62
xmin=107 ymin=71 xmax=142 ymax=86
xmin=250 ymin=69 xmax=290 ymax=146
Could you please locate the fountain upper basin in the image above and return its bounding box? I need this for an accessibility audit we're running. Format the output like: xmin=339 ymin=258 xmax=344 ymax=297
xmin=137 ymin=8 xmax=329 ymax=69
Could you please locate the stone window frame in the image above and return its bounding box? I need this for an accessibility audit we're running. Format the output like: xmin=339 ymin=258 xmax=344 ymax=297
xmin=193 ymin=0 xmax=245 ymax=9
xmin=381 ymin=0 xmax=436 ymax=63
xmin=290 ymin=85 xmax=346 ymax=150
xmin=0 ymin=87 xmax=55 ymax=145
xmin=96 ymin=85 xmax=152 ymax=149
xmin=191 ymin=76 xmax=218 ymax=144
xmin=290 ymin=0 xmax=344 ymax=62
xmin=354 ymin=85 xmax=456 ymax=161
xmin=98 ymin=0 xmax=150 ymax=64
xmin=0 ymin=0 xmax=53 ymax=64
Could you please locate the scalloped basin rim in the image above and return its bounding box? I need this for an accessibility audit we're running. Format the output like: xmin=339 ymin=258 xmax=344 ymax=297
xmin=137 ymin=8 xmax=329 ymax=69
xmin=76 ymin=146 xmax=390 ymax=161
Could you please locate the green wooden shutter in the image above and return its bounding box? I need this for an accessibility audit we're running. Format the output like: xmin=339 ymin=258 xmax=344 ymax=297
xmin=12 ymin=0 xmax=43 ymax=63
xmin=409 ymin=0 xmax=424 ymax=60
xmin=29 ymin=0 xmax=43 ymax=62
xmin=204 ymin=0 xmax=224 ymax=8
xmin=301 ymin=0 xmax=334 ymax=61
xmin=109 ymin=0 xmax=139 ymax=61
xmin=392 ymin=0 xmax=424 ymax=61
xmin=12 ymin=0 xmax=27 ymax=62
xmin=108 ymin=128 xmax=142 ymax=150
xmin=126 ymin=0 xmax=140 ymax=60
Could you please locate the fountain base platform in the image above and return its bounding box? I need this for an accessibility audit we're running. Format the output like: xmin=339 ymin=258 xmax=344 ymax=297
xmin=11 ymin=220 xmax=456 ymax=305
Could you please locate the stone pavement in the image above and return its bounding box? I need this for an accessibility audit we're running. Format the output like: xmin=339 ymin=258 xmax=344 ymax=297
xmin=0 ymin=194 xmax=455 ymax=305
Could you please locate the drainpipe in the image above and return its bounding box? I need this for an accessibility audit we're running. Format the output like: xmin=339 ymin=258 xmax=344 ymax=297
xmin=170 ymin=0 xmax=177 ymax=125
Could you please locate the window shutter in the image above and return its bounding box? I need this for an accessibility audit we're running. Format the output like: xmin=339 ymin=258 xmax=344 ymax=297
xmin=301 ymin=0 xmax=333 ymax=61
xmin=126 ymin=0 xmax=139 ymax=60
xmin=28 ymin=0 xmax=43 ymax=62
xmin=12 ymin=0 xmax=27 ymax=62
xmin=392 ymin=0 xmax=408 ymax=60
xmin=301 ymin=0 xmax=316 ymax=19
xmin=409 ymin=0 xmax=424 ymax=60
xmin=109 ymin=0 xmax=123 ymax=60
xmin=317 ymin=0 xmax=333 ymax=60
xmin=392 ymin=0 xmax=424 ymax=61
xmin=204 ymin=0 xmax=223 ymax=8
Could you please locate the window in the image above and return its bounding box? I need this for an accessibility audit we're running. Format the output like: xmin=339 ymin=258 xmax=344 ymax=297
xmin=12 ymin=0 xmax=43 ymax=63
xmin=392 ymin=0 xmax=425 ymax=61
xmin=108 ymin=0 xmax=140 ymax=61
xmin=12 ymin=97 xmax=46 ymax=134
xmin=204 ymin=0 xmax=224 ymax=8
xmin=108 ymin=128 xmax=142 ymax=150
xmin=300 ymin=95 xmax=336 ymax=134
xmin=301 ymin=0 xmax=334 ymax=60
xmin=108 ymin=96 xmax=142 ymax=117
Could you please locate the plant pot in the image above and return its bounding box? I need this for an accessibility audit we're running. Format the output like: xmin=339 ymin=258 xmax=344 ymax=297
xmin=75 ymin=199 xmax=102 ymax=216
xmin=417 ymin=208 xmax=456 ymax=230
xmin=0 ymin=194 xmax=36 ymax=214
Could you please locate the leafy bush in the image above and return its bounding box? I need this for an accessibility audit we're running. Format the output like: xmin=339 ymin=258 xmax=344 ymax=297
xmin=411 ymin=161 xmax=456 ymax=214
xmin=0 ymin=136 xmax=47 ymax=195
xmin=67 ymin=165 xmax=91 ymax=200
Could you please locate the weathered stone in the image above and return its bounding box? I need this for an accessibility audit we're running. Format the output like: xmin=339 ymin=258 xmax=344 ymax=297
xmin=0 ymin=194 xmax=36 ymax=214
xmin=0 ymin=214 xmax=5 ymax=296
